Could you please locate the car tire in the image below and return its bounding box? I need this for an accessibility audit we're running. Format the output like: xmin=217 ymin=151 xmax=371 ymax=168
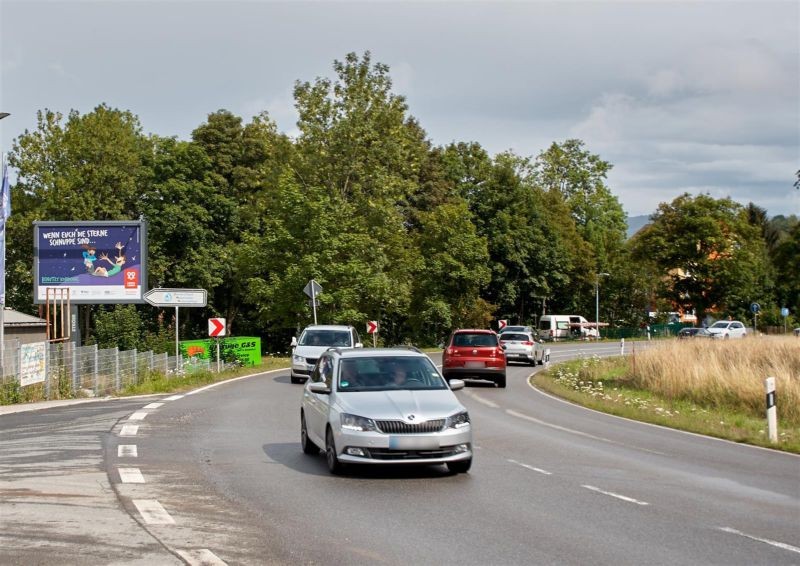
xmin=291 ymin=375 xmax=304 ymax=384
xmin=447 ymin=458 xmax=472 ymax=474
xmin=724 ymin=334 xmax=730 ymax=340
xmin=326 ymin=428 xmax=345 ymax=475
xmin=300 ymin=412 xmax=318 ymax=455
xmin=496 ymin=374 xmax=506 ymax=388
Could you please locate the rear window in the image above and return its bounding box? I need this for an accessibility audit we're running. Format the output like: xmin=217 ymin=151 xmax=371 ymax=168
xmin=338 ymin=356 xmax=446 ymax=392
xmin=453 ymin=333 xmax=498 ymax=347
xmin=500 ymin=333 xmax=528 ymax=341
xmin=538 ymin=320 xmax=550 ymax=330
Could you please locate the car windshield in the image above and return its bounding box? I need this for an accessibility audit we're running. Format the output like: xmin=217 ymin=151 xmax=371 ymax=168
xmin=453 ymin=333 xmax=497 ymax=347
xmin=500 ymin=333 xmax=529 ymax=341
xmin=299 ymin=330 xmax=351 ymax=347
xmin=710 ymin=322 xmax=729 ymax=329
xmin=338 ymin=356 xmax=447 ymax=392
xmin=502 ymin=326 xmax=526 ymax=333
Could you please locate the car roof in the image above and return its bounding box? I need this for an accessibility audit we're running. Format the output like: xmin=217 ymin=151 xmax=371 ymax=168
xmin=452 ymin=329 xmax=495 ymax=334
xmin=302 ymin=325 xmax=353 ymax=331
xmin=332 ymin=347 xmax=426 ymax=359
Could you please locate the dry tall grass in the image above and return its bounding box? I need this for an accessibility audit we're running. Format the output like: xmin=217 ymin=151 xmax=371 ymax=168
xmin=629 ymin=337 xmax=800 ymax=424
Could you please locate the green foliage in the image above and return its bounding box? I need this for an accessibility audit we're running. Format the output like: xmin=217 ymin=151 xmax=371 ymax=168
xmin=94 ymin=305 xmax=142 ymax=351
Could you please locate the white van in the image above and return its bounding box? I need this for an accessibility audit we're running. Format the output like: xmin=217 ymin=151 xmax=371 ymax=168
xmin=538 ymin=315 xmax=597 ymax=340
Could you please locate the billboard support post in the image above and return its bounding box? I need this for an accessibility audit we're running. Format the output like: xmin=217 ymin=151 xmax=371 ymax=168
xmin=175 ymin=306 xmax=180 ymax=374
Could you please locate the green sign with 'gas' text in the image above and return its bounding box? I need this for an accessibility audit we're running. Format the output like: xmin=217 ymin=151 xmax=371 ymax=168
xmin=180 ymin=337 xmax=261 ymax=366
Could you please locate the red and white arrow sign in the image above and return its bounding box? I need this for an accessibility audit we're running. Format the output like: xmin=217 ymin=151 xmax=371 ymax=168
xmin=498 ymin=319 xmax=508 ymax=331
xmin=367 ymin=321 xmax=378 ymax=334
xmin=208 ymin=317 xmax=226 ymax=337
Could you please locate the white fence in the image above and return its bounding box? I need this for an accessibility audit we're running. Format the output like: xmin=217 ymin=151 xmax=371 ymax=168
xmin=0 ymin=341 xmax=211 ymax=399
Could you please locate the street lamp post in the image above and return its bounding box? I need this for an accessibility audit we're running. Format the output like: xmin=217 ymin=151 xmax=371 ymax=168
xmin=595 ymin=272 xmax=610 ymax=340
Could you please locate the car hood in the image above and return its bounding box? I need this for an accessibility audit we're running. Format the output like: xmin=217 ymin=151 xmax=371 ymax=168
xmin=293 ymin=345 xmax=342 ymax=359
xmin=335 ymin=389 xmax=464 ymax=421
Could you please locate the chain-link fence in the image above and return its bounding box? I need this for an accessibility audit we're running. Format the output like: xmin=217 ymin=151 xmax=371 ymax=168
xmin=0 ymin=341 xmax=192 ymax=401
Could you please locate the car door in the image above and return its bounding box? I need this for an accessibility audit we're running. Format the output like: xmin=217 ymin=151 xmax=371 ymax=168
xmin=731 ymin=322 xmax=745 ymax=338
xmin=304 ymin=355 xmax=334 ymax=445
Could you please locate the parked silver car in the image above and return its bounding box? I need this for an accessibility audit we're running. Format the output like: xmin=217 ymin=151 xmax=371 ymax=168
xmin=300 ymin=347 xmax=472 ymax=475
xmin=498 ymin=331 xmax=544 ymax=365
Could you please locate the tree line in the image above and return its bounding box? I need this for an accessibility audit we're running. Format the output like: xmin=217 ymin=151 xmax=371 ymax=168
xmin=5 ymin=53 xmax=797 ymax=351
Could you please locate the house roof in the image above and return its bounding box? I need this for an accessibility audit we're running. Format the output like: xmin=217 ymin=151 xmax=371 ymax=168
xmin=3 ymin=308 xmax=47 ymax=327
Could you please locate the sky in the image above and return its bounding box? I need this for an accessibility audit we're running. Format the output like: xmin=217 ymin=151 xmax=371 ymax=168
xmin=1 ymin=0 xmax=798 ymax=217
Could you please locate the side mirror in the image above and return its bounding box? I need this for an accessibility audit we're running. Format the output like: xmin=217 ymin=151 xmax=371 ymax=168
xmin=448 ymin=379 xmax=465 ymax=391
xmin=355 ymin=342 xmax=363 ymax=348
xmin=501 ymin=344 xmax=508 ymax=350
xmin=291 ymin=337 xmax=298 ymax=347
xmin=307 ymin=382 xmax=330 ymax=395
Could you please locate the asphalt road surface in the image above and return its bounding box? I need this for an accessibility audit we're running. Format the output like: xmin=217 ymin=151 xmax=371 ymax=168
xmin=1 ymin=341 xmax=798 ymax=565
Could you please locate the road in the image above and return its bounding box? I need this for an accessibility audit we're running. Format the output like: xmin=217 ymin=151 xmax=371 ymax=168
xmin=1 ymin=341 xmax=798 ymax=565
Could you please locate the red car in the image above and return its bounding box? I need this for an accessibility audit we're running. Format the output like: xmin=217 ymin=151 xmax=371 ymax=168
xmin=442 ymin=329 xmax=507 ymax=388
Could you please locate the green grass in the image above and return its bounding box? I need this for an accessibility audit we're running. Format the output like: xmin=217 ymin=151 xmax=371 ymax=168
xmin=120 ymin=356 xmax=290 ymax=396
xmin=534 ymin=357 xmax=800 ymax=454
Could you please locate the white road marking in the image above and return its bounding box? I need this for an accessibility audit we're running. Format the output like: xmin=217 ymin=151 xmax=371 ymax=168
xmin=718 ymin=527 xmax=800 ymax=555
xmin=133 ymin=499 xmax=175 ymax=525
xmin=128 ymin=411 xmax=148 ymax=421
xmin=464 ymin=391 xmax=500 ymax=409
xmin=118 ymin=444 xmax=138 ymax=457
xmin=506 ymin=409 xmax=618 ymax=444
xmin=176 ymin=549 xmax=228 ymax=565
xmin=508 ymin=459 xmax=552 ymax=475
xmin=118 ymin=467 xmax=145 ymax=484
xmin=163 ymin=394 xmax=184 ymax=401
xmin=119 ymin=425 xmax=139 ymax=437
xmin=582 ymin=484 xmax=649 ymax=505
xmin=143 ymin=402 xmax=164 ymax=410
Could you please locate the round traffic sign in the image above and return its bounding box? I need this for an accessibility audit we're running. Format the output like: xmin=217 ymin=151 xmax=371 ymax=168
xmin=781 ymin=307 xmax=790 ymax=317
xmin=750 ymin=302 xmax=760 ymax=314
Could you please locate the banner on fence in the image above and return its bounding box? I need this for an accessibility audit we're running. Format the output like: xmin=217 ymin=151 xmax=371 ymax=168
xmin=20 ymin=342 xmax=47 ymax=386
xmin=180 ymin=337 xmax=261 ymax=366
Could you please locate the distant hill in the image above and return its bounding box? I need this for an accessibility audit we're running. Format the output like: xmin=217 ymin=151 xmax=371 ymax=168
xmin=626 ymin=215 xmax=650 ymax=239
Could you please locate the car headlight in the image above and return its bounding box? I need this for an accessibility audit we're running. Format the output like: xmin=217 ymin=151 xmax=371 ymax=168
xmin=446 ymin=411 xmax=470 ymax=429
xmin=293 ymin=354 xmax=305 ymax=363
xmin=340 ymin=413 xmax=379 ymax=432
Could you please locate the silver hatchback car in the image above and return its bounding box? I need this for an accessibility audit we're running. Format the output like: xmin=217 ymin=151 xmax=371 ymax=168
xmin=300 ymin=348 xmax=473 ymax=475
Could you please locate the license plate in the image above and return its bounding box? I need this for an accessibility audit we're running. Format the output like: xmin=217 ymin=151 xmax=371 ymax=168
xmin=465 ymin=361 xmax=485 ymax=368
xmin=389 ymin=436 xmax=438 ymax=450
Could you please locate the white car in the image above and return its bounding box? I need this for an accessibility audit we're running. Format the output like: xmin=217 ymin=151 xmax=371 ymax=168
xmin=706 ymin=320 xmax=747 ymax=339
xmin=300 ymin=347 xmax=473 ymax=475
xmin=499 ymin=331 xmax=544 ymax=365
xmin=290 ymin=325 xmax=362 ymax=383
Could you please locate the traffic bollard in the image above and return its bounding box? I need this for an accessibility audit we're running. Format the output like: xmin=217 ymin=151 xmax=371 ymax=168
xmin=620 ymin=338 xmax=625 ymax=356
xmin=765 ymin=377 xmax=778 ymax=443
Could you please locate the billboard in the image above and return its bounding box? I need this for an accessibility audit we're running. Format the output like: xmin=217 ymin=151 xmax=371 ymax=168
xmin=33 ymin=221 xmax=147 ymax=304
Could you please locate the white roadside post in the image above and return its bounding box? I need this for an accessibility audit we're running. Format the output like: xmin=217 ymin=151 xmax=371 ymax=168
xmin=765 ymin=377 xmax=778 ymax=443
xmin=544 ymin=348 xmax=551 ymax=368
xmin=620 ymin=338 xmax=625 ymax=356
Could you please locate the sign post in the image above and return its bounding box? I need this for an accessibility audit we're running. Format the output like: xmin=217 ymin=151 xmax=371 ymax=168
xmin=750 ymin=302 xmax=760 ymax=335
xmin=367 ymin=320 xmax=378 ymax=347
xmin=303 ymin=280 xmax=323 ymax=325
xmin=144 ymin=288 xmax=208 ymax=373
xmin=781 ymin=307 xmax=789 ymax=334
xmin=208 ymin=317 xmax=227 ymax=372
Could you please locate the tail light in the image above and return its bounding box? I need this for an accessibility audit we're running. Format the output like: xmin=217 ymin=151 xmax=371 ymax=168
xmin=522 ymin=341 xmax=533 ymax=346
xmin=446 ymin=347 xmax=454 ymax=355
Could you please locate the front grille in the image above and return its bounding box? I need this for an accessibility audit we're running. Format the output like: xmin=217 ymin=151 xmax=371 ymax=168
xmin=305 ymin=358 xmax=318 ymax=367
xmin=367 ymin=447 xmax=460 ymax=460
xmin=375 ymin=419 xmax=445 ymax=434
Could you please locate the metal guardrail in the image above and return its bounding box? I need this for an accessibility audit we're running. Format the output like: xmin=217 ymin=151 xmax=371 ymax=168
xmin=0 ymin=342 xmax=208 ymax=400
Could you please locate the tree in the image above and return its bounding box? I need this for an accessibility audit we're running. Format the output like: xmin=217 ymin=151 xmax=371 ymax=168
xmin=631 ymin=193 xmax=773 ymax=321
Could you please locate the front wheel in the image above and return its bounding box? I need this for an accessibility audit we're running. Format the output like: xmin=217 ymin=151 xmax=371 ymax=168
xmin=496 ymin=374 xmax=507 ymax=388
xmin=301 ymin=413 xmax=318 ymax=455
xmin=326 ymin=428 xmax=345 ymax=475
xmin=447 ymin=458 xmax=472 ymax=474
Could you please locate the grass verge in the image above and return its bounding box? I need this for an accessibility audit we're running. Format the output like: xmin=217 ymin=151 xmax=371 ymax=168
xmin=533 ymin=348 xmax=800 ymax=454
xmin=120 ymin=356 xmax=290 ymax=396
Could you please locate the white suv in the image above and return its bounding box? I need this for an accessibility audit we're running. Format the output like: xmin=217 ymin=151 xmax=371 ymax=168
xmin=706 ymin=320 xmax=747 ymax=339
xmin=290 ymin=325 xmax=362 ymax=383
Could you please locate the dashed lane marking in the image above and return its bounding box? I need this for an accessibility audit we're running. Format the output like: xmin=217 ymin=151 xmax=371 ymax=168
xmin=118 ymin=444 xmax=138 ymax=457
xmin=143 ymin=402 xmax=164 ymax=410
xmin=718 ymin=527 xmax=800 ymax=555
xmin=119 ymin=425 xmax=139 ymax=437
xmin=118 ymin=468 xmax=145 ymax=484
xmin=464 ymin=391 xmax=500 ymax=409
xmin=508 ymin=459 xmax=552 ymax=475
xmin=163 ymin=394 xmax=184 ymax=401
xmin=128 ymin=411 xmax=148 ymax=421
xmin=176 ymin=549 xmax=228 ymax=565
xmin=582 ymin=485 xmax=649 ymax=506
xmin=133 ymin=499 xmax=175 ymax=525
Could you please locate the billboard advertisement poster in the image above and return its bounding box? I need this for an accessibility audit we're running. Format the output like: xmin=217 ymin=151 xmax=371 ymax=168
xmin=33 ymin=221 xmax=147 ymax=304
xmin=20 ymin=342 xmax=47 ymax=387
xmin=180 ymin=337 xmax=261 ymax=367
